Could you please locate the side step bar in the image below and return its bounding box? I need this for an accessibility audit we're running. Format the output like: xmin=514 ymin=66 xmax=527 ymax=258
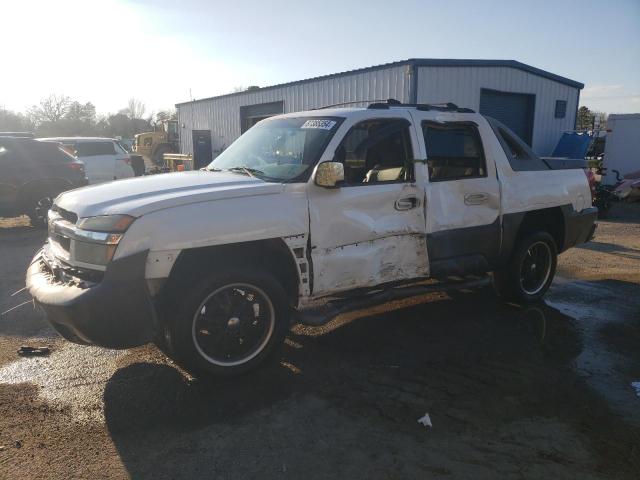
xmin=294 ymin=276 xmax=490 ymax=327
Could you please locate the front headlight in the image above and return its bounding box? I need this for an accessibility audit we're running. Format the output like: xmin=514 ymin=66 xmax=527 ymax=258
xmin=72 ymin=215 xmax=135 ymax=266
xmin=77 ymin=215 xmax=135 ymax=232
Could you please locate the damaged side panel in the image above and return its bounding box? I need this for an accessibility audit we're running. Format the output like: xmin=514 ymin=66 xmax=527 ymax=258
xmin=283 ymin=234 xmax=311 ymax=298
xmin=312 ymin=234 xmax=428 ymax=296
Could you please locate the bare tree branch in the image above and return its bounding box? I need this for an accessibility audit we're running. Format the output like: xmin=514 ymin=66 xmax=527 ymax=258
xmin=126 ymin=98 xmax=146 ymax=120
xmin=28 ymin=94 xmax=71 ymax=125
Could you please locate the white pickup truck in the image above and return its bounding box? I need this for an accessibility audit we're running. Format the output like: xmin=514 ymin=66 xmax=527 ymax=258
xmin=27 ymin=101 xmax=597 ymax=376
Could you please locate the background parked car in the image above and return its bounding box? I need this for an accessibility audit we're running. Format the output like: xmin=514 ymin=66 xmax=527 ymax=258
xmin=38 ymin=137 xmax=136 ymax=184
xmin=0 ymin=137 xmax=87 ymax=226
xmin=0 ymin=132 xmax=35 ymax=138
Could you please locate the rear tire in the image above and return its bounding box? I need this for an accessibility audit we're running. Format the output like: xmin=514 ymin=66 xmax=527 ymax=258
xmin=161 ymin=268 xmax=290 ymax=377
xmin=492 ymin=231 xmax=557 ymax=303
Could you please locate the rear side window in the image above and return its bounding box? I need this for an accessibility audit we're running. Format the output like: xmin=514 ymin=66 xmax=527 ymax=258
xmin=497 ymin=127 xmax=533 ymax=161
xmin=484 ymin=116 xmax=549 ymax=172
xmin=422 ymin=122 xmax=486 ymax=181
xmin=115 ymin=141 xmax=129 ymax=154
xmin=39 ymin=145 xmax=76 ymax=164
xmin=8 ymin=140 xmax=74 ymax=164
xmin=75 ymin=141 xmax=116 ymax=156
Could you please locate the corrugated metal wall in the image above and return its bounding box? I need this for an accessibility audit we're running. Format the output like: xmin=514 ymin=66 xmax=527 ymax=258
xmin=415 ymin=66 xmax=580 ymax=155
xmin=177 ymin=63 xmax=580 ymax=157
xmin=177 ymin=65 xmax=411 ymax=155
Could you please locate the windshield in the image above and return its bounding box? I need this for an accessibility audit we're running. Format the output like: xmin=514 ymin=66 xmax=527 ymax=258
xmin=208 ymin=117 xmax=342 ymax=182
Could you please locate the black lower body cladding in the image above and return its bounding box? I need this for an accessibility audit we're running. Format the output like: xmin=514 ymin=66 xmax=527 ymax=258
xmin=26 ymin=249 xmax=156 ymax=348
xmin=427 ymin=204 xmax=597 ymax=277
xmin=562 ymin=206 xmax=598 ymax=249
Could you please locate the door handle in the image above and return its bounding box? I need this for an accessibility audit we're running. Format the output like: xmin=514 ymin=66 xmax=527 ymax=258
xmin=464 ymin=193 xmax=489 ymax=205
xmin=395 ymin=196 xmax=419 ymax=211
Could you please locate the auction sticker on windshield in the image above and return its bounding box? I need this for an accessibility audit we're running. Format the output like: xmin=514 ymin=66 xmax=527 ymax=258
xmin=301 ymin=120 xmax=337 ymax=130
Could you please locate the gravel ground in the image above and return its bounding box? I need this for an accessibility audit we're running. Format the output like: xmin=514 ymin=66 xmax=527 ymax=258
xmin=0 ymin=204 xmax=639 ymax=479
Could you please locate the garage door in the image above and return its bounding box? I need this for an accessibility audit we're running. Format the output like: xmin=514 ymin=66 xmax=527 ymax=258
xmin=240 ymin=101 xmax=284 ymax=133
xmin=479 ymin=89 xmax=535 ymax=146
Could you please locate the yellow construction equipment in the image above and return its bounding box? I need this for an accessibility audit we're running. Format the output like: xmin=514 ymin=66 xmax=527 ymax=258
xmin=132 ymin=120 xmax=179 ymax=167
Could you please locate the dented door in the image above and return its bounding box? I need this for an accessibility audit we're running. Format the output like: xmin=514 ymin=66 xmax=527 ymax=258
xmin=412 ymin=111 xmax=502 ymax=273
xmin=308 ymin=113 xmax=428 ymax=297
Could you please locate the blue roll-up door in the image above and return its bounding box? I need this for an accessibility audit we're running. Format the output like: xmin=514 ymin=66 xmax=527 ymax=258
xmin=479 ymin=89 xmax=535 ymax=146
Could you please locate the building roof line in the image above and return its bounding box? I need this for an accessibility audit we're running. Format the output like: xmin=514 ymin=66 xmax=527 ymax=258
xmin=175 ymin=58 xmax=584 ymax=107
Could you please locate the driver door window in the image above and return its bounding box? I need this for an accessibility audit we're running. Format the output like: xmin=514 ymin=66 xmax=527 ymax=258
xmin=334 ymin=119 xmax=414 ymax=184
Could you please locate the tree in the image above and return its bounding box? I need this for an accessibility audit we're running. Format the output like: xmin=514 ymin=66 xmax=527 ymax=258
xmin=65 ymin=101 xmax=96 ymax=123
xmin=154 ymin=109 xmax=177 ymax=124
xmin=27 ymin=94 xmax=71 ymax=125
xmin=125 ymin=98 xmax=146 ymax=120
xmin=0 ymin=108 xmax=33 ymax=132
xmin=576 ymin=106 xmax=594 ymax=131
xmin=592 ymin=111 xmax=608 ymax=130
xmin=106 ymin=112 xmax=151 ymax=138
xmin=576 ymin=106 xmax=608 ymax=131
xmin=5 ymin=95 xmax=157 ymax=138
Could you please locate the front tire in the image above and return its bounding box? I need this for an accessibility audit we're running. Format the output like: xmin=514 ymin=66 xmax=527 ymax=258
xmin=493 ymin=231 xmax=558 ymax=303
xmin=163 ymin=268 xmax=290 ymax=377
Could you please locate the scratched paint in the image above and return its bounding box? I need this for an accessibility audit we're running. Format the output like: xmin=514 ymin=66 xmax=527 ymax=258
xmin=312 ymin=234 xmax=428 ymax=296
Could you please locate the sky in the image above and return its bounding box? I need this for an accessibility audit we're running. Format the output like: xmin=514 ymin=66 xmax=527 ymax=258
xmin=1 ymin=0 xmax=638 ymax=116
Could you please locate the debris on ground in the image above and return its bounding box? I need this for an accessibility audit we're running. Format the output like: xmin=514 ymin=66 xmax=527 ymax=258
xmin=17 ymin=346 xmax=50 ymax=357
xmin=1 ymin=299 xmax=34 ymax=317
xmin=0 ymin=441 xmax=24 ymax=451
xmin=632 ymin=382 xmax=640 ymax=398
xmin=417 ymin=413 xmax=432 ymax=428
xmin=10 ymin=286 xmax=27 ymax=297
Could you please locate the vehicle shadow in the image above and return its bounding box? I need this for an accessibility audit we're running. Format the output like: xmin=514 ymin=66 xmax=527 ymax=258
xmin=576 ymin=240 xmax=640 ymax=260
xmin=103 ymin=285 xmax=639 ymax=479
xmin=599 ymin=205 xmax=640 ymax=226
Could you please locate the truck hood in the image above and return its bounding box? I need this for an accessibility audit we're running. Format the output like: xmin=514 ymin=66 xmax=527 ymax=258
xmin=55 ymin=171 xmax=284 ymax=218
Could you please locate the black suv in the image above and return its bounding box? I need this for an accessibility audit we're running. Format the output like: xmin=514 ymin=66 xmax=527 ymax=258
xmin=0 ymin=137 xmax=88 ymax=226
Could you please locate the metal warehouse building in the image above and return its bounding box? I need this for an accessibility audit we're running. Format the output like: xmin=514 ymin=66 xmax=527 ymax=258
xmin=176 ymin=58 xmax=583 ymax=166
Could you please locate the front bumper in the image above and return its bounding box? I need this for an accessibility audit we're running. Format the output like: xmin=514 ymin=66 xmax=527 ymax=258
xmin=26 ymin=248 xmax=157 ymax=348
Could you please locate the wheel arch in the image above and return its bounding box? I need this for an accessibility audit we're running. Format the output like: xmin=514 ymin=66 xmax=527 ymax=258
xmin=500 ymin=206 xmax=566 ymax=266
xmin=517 ymin=207 xmax=565 ymax=251
xmin=162 ymin=238 xmax=301 ymax=308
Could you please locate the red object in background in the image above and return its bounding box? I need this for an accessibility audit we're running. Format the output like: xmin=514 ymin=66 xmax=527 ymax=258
xmin=584 ymin=169 xmax=596 ymax=201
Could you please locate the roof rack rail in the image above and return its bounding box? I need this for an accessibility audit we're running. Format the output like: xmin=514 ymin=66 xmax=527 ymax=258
xmin=313 ymin=99 xmax=389 ymax=110
xmin=368 ymin=99 xmax=475 ymax=113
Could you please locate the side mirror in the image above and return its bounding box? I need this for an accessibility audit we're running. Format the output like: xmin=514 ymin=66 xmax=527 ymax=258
xmin=315 ymin=161 xmax=344 ymax=188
